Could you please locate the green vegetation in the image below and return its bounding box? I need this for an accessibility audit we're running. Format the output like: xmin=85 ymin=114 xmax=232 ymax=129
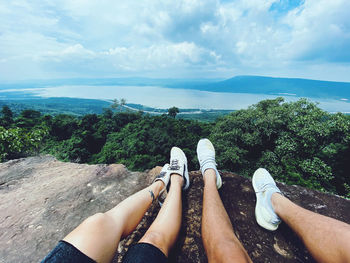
xmin=1 ymin=98 xmax=350 ymax=198
xmin=0 ymin=98 xmax=111 ymax=116
xmin=168 ymin=107 xmax=179 ymax=118
xmin=0 ymin=98 xmax=232 ymax=122
xmin=0 ymin=107 xmax=48 ymax=161
xmin=177 ymin=110 xmax=233 ymax=122
xmin=211 ymin=98 xmax=350 ymax=197
xmin=95 ymin=115 xmax=210 ymax=169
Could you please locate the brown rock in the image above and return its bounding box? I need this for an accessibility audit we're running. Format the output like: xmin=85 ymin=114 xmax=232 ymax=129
xmin=1 ymin=156 xmax=349 ymax=263
xmin=0 ymin=156 xmax=152 ymax=263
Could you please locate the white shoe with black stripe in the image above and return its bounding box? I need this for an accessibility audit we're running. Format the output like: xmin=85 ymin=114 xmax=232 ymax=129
xmin=153 ymin=163 xmax=170 ymax=192
xmin=168 ymin=147 xmax=190 ymax=190
xmin=153 ymin=163 xmax=171 ymax=206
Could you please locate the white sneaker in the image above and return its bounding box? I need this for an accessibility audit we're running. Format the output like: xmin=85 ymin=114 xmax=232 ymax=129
xmin=252 ymin=168 xmax=282 ymax=231
xmin=168 ymin=147 xmax=190 ymax=190
xmin=196 ymin=138 xmax=222 ymax=189
xmin=153 ymin=164 xmax=170 ymax=191
xmin=153 ymin=164 xmax=171 ymax=206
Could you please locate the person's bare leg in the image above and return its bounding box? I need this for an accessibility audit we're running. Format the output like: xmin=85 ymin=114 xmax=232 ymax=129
xmin=63 ymin=180 xmax=164 ymax=263
xmin=139 ymin=174 xmax=183 ymax=256
xmin=202 ymin=169 xmax=252 ymax=263
xmin=272 ymin=193 xmax=350 ymax=263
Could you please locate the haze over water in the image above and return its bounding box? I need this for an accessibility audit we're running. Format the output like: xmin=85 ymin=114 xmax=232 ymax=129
xmin=34 ymin=85 xmax=350 ymax=113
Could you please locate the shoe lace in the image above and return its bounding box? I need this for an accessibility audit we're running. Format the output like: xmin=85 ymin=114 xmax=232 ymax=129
xmin=169 ymin=159 xmax=180 ymax=170
xmin=199 ymin=157 xmax=217 ymax=168
xmin=255 ymin=183 xmax=276 ymax=193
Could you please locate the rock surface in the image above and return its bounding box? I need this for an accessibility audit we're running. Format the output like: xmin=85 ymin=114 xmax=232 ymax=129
xmin=1 ymin=156 xmax=349 ymax=263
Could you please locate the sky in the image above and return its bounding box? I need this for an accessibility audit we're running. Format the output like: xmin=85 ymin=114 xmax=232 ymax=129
xmin=0 ymin=0 xmax=350 ymax=82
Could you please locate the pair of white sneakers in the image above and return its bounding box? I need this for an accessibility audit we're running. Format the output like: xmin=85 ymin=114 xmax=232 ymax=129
xmin=154 ymin=138 xmax=282 ymax=231
xmin=154 ymin=139 xmax=221 ymax=193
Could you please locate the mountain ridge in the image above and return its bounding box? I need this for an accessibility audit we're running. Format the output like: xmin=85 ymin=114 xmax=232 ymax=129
xmin=2 ymin=75 xmax=350 ymax=100
xmin=200 ymin=75 xmax=350 ymax=98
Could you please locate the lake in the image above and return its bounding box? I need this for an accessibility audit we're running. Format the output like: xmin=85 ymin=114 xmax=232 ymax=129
xmin=1 ymin=85 xmax=350 ymax=113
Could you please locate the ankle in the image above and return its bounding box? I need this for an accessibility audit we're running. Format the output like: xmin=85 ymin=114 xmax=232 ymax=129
xmin=152 ymin=181 xmax=164 ymax=195
xmin=203 ymin=169 xmax=216 ymax=184
xmin=171 ymin=173 xmax=184 ymax=186
xmin=271 ymin=192 xmax=282 ymax=215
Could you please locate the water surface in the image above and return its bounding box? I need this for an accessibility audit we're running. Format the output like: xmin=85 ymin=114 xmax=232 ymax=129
xmin=2 ymin=85 xmax=350 ymax=112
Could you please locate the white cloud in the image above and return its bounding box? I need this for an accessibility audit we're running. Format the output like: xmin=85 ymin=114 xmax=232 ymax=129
xmin=104 ymin=42 xmax=221 ymax=71
xmin=0 ymin=32 xmax=66 ymax=60
xmin=0 ymin=0 xmax=349 ymax=81
xmin=283 ymin=0 xmax=350 ymax=62
xmin=42 ymin=44 xmax=96 ymax=60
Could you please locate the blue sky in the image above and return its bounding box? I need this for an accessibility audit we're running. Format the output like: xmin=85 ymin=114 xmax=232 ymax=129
xmin=0 ymin=0 xmax=349 ymax=82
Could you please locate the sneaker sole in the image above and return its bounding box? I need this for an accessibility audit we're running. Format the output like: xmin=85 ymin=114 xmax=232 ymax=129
xmin=252 ymin=173 xmax=279 ymax=231
xmin=216 ymin=173 xmax=222 ymax=189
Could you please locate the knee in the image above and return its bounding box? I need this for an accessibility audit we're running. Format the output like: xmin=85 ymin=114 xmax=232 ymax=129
xmin=82 ymin=213 xmax=114 ymax=230
xmin=208 ymin=239 xmax=250 ymax=263
xmin=141 ymin=231 xmax=167 ymax=254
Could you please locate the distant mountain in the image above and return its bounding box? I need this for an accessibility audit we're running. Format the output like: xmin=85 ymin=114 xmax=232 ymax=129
xmin=197 ymin=76 xmax=350 ymax=99
xmin=2 ymin=75 xmax=350 ymax=99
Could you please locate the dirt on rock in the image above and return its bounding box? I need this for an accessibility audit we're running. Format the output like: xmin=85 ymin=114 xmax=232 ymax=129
xmin=1 ymin=156 xmax=349 ymax=263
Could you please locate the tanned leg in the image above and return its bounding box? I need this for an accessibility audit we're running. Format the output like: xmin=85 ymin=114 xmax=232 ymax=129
xmin=63 ymin=181 xmax=164 ymax=263
xmin=272 ymin=193 xmax=350 ymax=263
xmin=201 ymin=169 xmax=252 ymax=263
xmin=139 ymin=174 xmax=183 ymax=256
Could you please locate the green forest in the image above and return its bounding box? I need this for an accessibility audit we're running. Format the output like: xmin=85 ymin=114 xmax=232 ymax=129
xmin=1 ymin=97 xmax=349 ymax=198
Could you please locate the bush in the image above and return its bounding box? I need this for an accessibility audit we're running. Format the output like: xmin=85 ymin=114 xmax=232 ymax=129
xmin=211 ymin=98 xmax=350 ymax=195
xmin=95 ymin=115 xmax=210 ymax=170
xmin=0 ymin=126 xmax=48 ymax=161
xmin=2 ymin=99 xmax=350 ymax=197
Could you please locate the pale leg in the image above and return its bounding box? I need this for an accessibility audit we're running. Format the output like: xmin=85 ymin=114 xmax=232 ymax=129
xmin=272 ymin=193 xmax=350 ymax=263
xmin=63 ymin=181 xmax=164 ymax=263
xmin=139 ymin=174 xmax=183 ymax=256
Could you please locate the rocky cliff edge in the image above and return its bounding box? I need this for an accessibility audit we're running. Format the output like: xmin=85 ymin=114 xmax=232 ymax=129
xmin=0 ymin=156 xmax=349 ymax=263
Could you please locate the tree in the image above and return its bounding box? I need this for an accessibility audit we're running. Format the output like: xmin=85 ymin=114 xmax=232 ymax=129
xmin=111 ymin=98 xmax=127 ymax=112
xmin=95 ymin=115 xmax=210 ymax=170
xmin=0 ymin=106 xmax=14 ymax=128
xmin=16 ymin=109 xmax=41 ymax=129
xmin=102 ymin=108 xmax=113 ymax=119
xmin=111 ymin=99 xmax=120 ymax=110
xmin=120 ymin=98 xmax=126 ymax=107
xmin=210 ymin=98 xmax=350 ymax=196
xmin=168 ymin=107 xmax=179 ymax=118
xmin=0 ymin=126 xmax=48 ymax=161
xmin=50 ymin=114 xmax=78 ymax=140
